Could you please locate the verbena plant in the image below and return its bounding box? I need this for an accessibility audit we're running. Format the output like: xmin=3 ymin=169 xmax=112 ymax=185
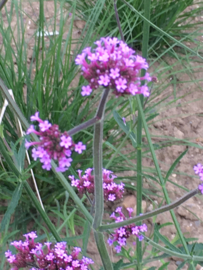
xmin=1 ymin=0 xmax=203 ymax=269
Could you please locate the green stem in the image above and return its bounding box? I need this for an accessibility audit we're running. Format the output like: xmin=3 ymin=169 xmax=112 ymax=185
xmin=136 ymin=96 xmax=196 ymax=269
xmin=143 ymin=235 xmax=203 ymax=262
xmin=93 ymin=88 xmax=110 ymax=229
xmin=93 ymin=121 xmax=104 ymax=228
xmin=99 ymin=188 xmax=198 ymax=231
xmin=136 ymin=1 xmax=151 ymax=268
xmin=68 ymin=92 xmax=113 ymax=136
xmin=94 ymin=232 xmax=114 ymax=270
xmin=93 ymin=88 xmax=113 ymax=270
xmin=37 ymin=0 xmax=45 ymax=113
xmin=68 ymin=117 xmax=99 ymax=136
xmin=113 ymin=0 xmax=124 ymax=41
xmin=136 ymin=103 xmax=143 ymax=269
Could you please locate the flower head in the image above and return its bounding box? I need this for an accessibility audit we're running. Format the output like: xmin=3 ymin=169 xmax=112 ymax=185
xmin=193 ymin=163 xmax=203 ymax=194
xmin=107 ymin=207 xmax=147 ymax=253
xmin=6 ymin=231 xmax=94 ymax=269
xmin=69 ymin=168 xmax=124 ymax=202
xmin=25 ymin=112 xmax=86 ymax=172
xmin=75 ymin=37 xmax=151 ymax=97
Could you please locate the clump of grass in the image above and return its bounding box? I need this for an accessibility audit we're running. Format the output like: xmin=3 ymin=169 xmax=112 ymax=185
xmin=70 ymin=0 xmax=203 ymax=55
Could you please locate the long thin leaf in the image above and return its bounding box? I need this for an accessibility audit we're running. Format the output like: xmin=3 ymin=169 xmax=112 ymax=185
xmin=165 ymin=148 xmax=188 ymax=182
xmin=0 ymin=182 xmax=23 ymax=231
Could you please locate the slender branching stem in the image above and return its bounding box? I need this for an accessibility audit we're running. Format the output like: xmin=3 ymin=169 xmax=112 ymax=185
xmin=92 ymin=88 xmax=113 ymax=270
xmin=68 ymin=117 xmax=99 ymax=136
xmin=99 ymin=188 xmax=199 ymax=231
xmin=113 ymin=0 xmax=124 ymax=41
xmin=136 ymin=1 xmax=151 ymax=268
xmin=93 ymin=88 xmax=110 ymax=229
xmin=143 ymin=235 xmax=203 ymax=262
xmin=94 ymin=232 xmax=114 ymax=269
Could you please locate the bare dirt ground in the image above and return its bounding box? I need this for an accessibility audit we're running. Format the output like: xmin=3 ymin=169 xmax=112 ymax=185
xmin=1 ymin=1 xmax=203 ymax=269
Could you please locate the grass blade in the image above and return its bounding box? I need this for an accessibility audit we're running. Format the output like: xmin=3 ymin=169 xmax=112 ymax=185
xmin=0 ymin=182 xmax=23 ymax=231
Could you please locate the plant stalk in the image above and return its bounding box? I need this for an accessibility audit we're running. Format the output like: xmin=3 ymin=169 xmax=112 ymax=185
xmin=68 ymin=117 xmax=98 ymax=136
xmin=143 ymin=235 xmax=203 ymax=262
xmin=94 ymin=232 xmax=114 ymax=270
xmin=93 ymin=88 xmax=110 ymax=229
xmin=136 ymin=1 xmax=151 ymax=268
xmin=99 ymin=188 xmax=198 ymax=231
xmin=92 ymin=88 xmax=113 ymax=270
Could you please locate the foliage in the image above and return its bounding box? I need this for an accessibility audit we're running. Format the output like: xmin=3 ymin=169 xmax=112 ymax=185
xmin=0 ymin=0 xmax=203 ymax=269
xmin=67 ymin=0 xmax=203 ymax=54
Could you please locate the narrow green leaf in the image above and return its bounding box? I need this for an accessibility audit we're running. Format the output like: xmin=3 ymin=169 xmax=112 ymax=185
xmin=0 ymin=182 xmax=23 ymax=231
xmin=112 ymin=259 xmax=124 ymax=270
xmin=155 ymin=230 xmax=183 ymax=254
xmin=113 ymin=110 xmax=129 ymax=134
xmin=0 ymin=124 xmax=4 ymax=138
xmin=146 ymin=113 xmax=159 ymax=122
xmin=17 ymin=138 xmax=26 ymax=172
xmin=113 ymin=110 xmax=137 ymax=147
xmin=143 ymin=254 xmax=171 ymax=264
xmin=10 ymin=138 xmax=26 ymax=172
xmin=4 ymin=230 xmax=20 ymax=243
xmin=165 ymin=148 xmax=188 ymax=182
xmin=158 ymin=262 xmax=170 ymax=270
xmin=82 ymin=220 xmax=91 ymax=255
xmin=178 ymin=243 xmax=203 ymax=253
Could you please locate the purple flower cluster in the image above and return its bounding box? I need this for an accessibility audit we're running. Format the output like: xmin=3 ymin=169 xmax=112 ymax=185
xmin=107 ymin=207 xmax=147 ymax=253
xmin=193 ymin=163 xmax=203 ymax=193
xmin=69 ymin=168 xmax=125 ymax=202
xmin=25 ymin=112 xmax=86 ymax=172
xmin=75 ymin=37 xmax=151 ymax=97
xmin=5 ymin=231 xmax=94 ymax=270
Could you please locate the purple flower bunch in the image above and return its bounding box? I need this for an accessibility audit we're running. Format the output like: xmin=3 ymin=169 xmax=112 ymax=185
xmin=25 ymin=112 xmax=86 ymax=172
xmin=5 ymin=231 xmax=94 ymax=270
xmin=69 ymin=168 xmax=125 ymax=202
xmin=107 ymin=207 xmax=147 ymax=253
xmin=193 ymin=163 xmax=203 ymax=193
xmin=75 ymin=37 xmax=151 ymax=97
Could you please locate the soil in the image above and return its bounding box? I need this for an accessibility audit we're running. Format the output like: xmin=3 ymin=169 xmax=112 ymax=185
xmin=1 ymin=1 xmax=203 ymax=269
